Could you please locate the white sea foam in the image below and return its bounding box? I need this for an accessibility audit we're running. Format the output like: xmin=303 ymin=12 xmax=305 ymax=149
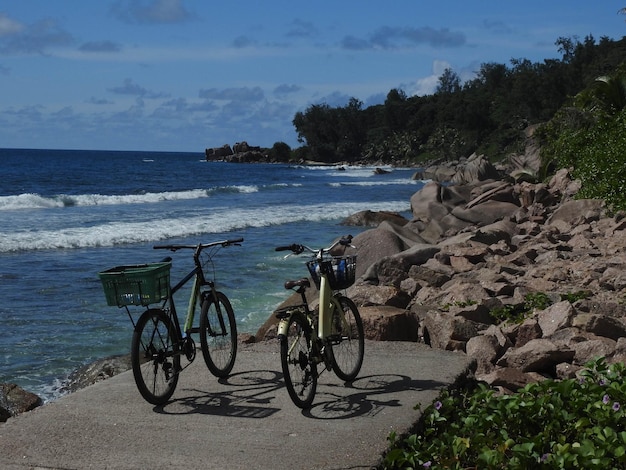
xmin=0 ymin=186 xmax=261 ymax=211
xmin=0 ymin=177 xmax=415 ymax=212
xmin=301 ymin=164 xmax=396 ymax=178
xmin=329 ymin=178 xmax=421 ymax=187
xmin=0 ymin=200 xmax=409 ymax=253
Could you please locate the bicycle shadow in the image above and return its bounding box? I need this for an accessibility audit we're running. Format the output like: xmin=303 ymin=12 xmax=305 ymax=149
xmin=301 ymin=373 xmax=447 ymax=420
xmin=153 ymin=369 xmax=447 ymax=421
xmin=153 ymin=368 xmax=283 ymax=418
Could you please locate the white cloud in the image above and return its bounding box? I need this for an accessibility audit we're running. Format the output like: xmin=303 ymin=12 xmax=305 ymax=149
xmin=110 ymin=0 xmax=195 ymax=24
xmin=406 ymin=60 xmax=452 ymax=96
xmin=0 ymin=13 xmax=23 ymax=36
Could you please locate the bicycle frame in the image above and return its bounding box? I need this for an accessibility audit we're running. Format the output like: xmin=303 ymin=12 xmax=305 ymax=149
xmin=165 ymin=263 xmax=210 ymax=339
xmin=155 ymin=240 xmax=236 ymax=342
xmin=317 ymin=270 xmax=343 ymax=340
xmin=276 ymin=271 xmax=339 ymax=341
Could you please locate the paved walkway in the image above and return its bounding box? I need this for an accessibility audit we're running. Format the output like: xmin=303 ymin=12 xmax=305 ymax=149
xmin=0 ymin=341 xmax=473 ymax=470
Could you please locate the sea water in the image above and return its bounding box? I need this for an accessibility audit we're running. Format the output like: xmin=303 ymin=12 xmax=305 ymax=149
xmin=0 ymin=148 xmax=424 ymax=401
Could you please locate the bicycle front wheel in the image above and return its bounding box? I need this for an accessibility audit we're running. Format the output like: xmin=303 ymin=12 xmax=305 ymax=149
xmin=131 ymin=308 xmax=180 ymax=405
xmin=280 ymin=312 xmax=317 ymax=409
xmin=199 ymin=291 xmax=237 ymax=378
xmin=329 ymin=296 xmax=364 ymax=382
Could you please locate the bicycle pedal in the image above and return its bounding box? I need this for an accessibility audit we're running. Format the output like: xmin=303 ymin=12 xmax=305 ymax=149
xmin=327 ymin=334 xmax=342 ymax=345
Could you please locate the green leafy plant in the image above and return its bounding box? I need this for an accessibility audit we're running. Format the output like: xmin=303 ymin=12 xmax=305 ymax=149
xmin=382 ymin=358 xmax=626 ymax=469
xmin=441 ymin=300 xmax=478 ymax=311
xmin=524 ymin=292 xmax=552 ymax=311
xmin=488 ymin=304 xmax=520 ymax=324
xmin=560 ymin=290 xmax=591 ymax=303
xmin=488 ymin=292 xmax=553 ymax=324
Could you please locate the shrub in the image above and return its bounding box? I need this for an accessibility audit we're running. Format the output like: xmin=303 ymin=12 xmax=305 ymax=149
xmin=540 ymin=69 xmax=626 ymax=214
xmin=382 ymin=358 xmax=626 ymax=469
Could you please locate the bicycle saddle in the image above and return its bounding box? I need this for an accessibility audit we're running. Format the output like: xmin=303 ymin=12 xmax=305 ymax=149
xmin=284 ymin=278 xmax=310 ymax=290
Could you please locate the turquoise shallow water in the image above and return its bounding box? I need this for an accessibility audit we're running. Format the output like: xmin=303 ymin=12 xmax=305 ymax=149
xmin=0 ymin=148 xmax=423 ymax=400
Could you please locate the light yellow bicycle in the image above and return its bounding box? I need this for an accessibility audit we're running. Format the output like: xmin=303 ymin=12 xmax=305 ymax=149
xmin=274 ymin=235 xmax=364 ymax=408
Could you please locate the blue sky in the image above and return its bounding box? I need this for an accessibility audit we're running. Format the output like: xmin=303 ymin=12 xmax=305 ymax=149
xmin=1 ymin=1 xmax=625 ymax=152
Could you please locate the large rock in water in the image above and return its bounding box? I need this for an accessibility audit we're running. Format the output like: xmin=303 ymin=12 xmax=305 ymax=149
xmin=0 ymin=383 xmax=42 ymax=422
xmin=340 ymin=210 xmax=408 ymax=227
xmin=60 ymin=354 xmax=132 ymax=394
xmin=205 ymin=144 xmax=233 ymax=160
xmin=417 ymin=153 xmax=501 ymax=184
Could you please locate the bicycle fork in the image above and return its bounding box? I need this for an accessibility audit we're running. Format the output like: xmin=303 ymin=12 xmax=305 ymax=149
xmin=199 ymin=288 xmax=228 ymax=338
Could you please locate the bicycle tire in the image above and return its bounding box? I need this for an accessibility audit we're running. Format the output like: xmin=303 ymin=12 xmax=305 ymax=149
xmin=199 ymin=291 xmax=238 ymax=378
xmin=131 ymin=308 xmax=180 ymax=405
xmin=280 ymin=312 xmax=317 ymax=409
xmin=329 ymin=296 xmax=364 ymax=382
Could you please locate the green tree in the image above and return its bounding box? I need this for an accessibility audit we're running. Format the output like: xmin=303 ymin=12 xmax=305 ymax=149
xmin=336 ymin=97 xmax=366 ymax=161
xmin=384 ymin=89 xmax=408 ymax=132
xmin=293 ymin=98 xmax=366 ymax=162
xmin=293 ymin=103 xmax=341 ymax=162
xmin=291 ymin=35 xmax=626 ymax=164
xmin=268 ymin=141 xmax=292 ymax=162
xmin=436 ymin=68 xmax=461 ymax=95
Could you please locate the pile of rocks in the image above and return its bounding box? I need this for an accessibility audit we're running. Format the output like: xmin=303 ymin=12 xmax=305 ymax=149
xmin=259 ymin=155 xmax=626 ymax=393
xmin=347 ymin=166 xmax=626 ymax=392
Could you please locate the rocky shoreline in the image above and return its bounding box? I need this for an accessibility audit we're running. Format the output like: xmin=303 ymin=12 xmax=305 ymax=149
xmin=3 ymin=152 xmax=626 ymax=421
xmin=257 ymin=153 xmax=626 ymax=393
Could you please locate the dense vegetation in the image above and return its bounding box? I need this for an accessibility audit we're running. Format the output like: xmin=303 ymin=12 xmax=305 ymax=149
xmin=538 ymin=63 xmax=626 ymax=212
xmin=290 ymin=35 xmax=626 ymax=166
xmin=382 ymin=358 xmax=626 ymax=469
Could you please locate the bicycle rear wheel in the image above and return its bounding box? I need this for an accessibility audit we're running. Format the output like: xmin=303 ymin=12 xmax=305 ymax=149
xmin=329 ymin=296 xmax=364 ymax=382
xmin=199 ymin=291 xmax=237 ymax=378
xmin=280 ymin=312 xmax=317 ymax=409
xmin=131 ymin=308 xmax=180 ymax=405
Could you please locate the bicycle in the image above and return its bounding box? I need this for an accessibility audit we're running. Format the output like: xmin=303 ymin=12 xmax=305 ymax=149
xmin=99 ymin=238 xmax=243 ymax=405
xmin=274 ymin=235 xmax=365 ymax=408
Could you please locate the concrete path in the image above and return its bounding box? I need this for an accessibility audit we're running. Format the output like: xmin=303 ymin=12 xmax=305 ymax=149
xmin=0 ymin=341 xmax=473 ymax=470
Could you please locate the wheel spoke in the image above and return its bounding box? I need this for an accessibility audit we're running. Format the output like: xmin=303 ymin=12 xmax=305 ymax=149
xmin=330 ymin=296 xmax=364 ymax=382
xmin=200 ymin=292 xmax=237 ymax=377
xmin=280 ymin=313 xmax=317 ymax=408
xmin=131 ymin=309 xmax=180 ymax=405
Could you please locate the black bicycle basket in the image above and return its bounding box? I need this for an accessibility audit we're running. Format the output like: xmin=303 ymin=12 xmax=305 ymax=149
xmin=306 ymin=255 xmax=356 ymax=290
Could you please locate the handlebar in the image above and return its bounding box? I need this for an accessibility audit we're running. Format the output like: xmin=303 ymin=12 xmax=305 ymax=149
xmin=275 ymin=243 xmax=305 ymax=254
xmin=275 ymin=235 xmax=354 ymax=257
xmin=154 ymin=237 xmax=244 ymax=252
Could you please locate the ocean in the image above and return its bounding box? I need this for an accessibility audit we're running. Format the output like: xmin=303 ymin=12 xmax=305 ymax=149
xmin=0 ymin=148 xmax=424 ymax=402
